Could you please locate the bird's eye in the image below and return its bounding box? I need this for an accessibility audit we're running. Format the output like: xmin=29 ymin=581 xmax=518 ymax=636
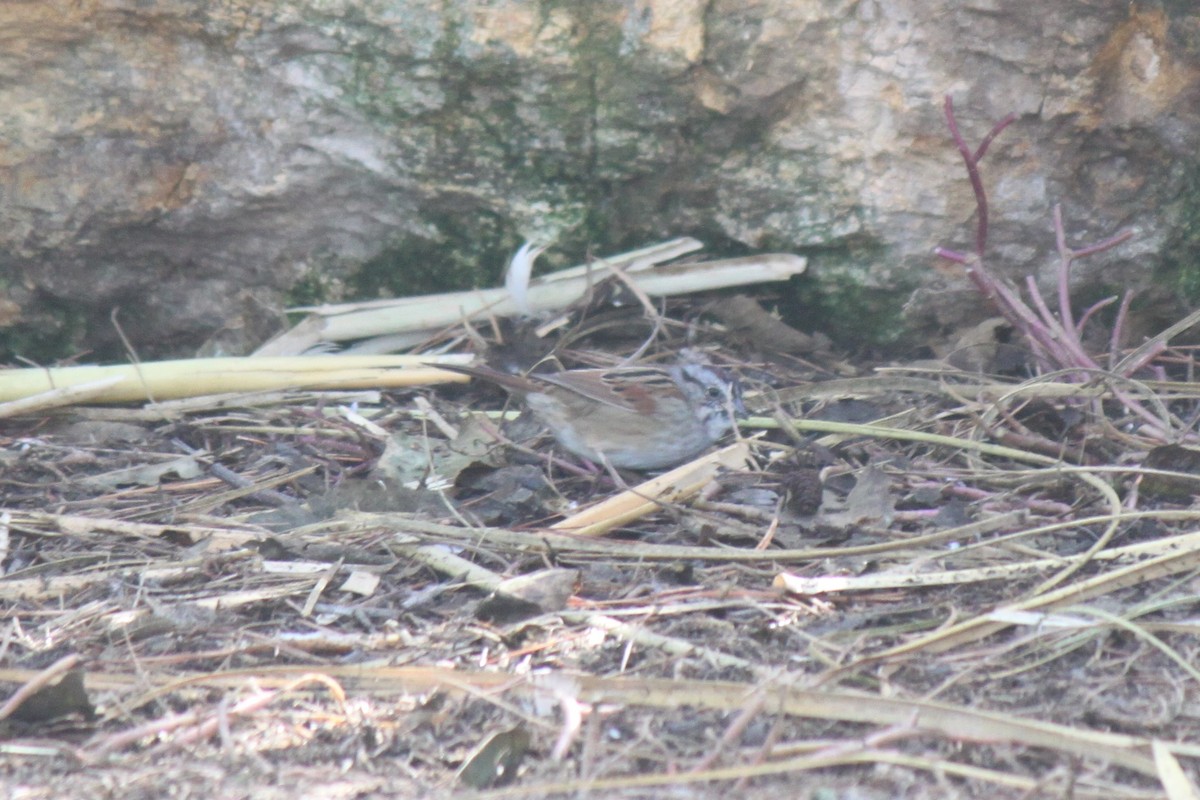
xmin=705 ymin=386 xmax=725 ymax=400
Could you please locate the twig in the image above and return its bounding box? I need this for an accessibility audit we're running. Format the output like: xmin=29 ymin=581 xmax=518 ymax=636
xmin=0 ymin=654 xmax=80 ymax=721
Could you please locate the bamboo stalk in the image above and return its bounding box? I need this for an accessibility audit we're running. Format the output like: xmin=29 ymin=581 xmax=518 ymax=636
xmin=0 ymin=354 xmax=472 ymax=404
xmin=304 ymin=254 xmax=806 ymax=343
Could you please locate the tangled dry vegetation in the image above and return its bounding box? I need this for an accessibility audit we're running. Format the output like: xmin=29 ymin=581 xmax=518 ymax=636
xmin=6 ymin=99 xmax=1200 ymax=799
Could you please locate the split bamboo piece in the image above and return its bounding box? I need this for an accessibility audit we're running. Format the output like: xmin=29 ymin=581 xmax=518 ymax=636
xmin=551 ymin=441 xmax=752 ymax=537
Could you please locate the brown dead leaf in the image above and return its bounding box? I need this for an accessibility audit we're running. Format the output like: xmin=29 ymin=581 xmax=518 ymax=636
xmin=707 ymin=294 xmax=829 ymax=357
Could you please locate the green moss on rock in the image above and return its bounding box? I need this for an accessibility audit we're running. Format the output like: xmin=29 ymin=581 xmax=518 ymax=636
xmin=1159 ymin=162 xmax=1200 ymax=304
xmin=0 ymin=298 xmax=88 ymax=364
xmin=783 ymin=239 xmax=915 ymax=351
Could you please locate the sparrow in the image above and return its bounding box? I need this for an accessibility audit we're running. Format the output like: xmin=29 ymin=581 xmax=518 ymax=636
xmin=435 ymin=361 xmax=745 ymax=470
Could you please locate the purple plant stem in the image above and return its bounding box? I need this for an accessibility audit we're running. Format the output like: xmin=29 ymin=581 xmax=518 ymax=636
xmin=943 ymin=96 xmax=1016 ymax=256
xmin=1051 ymin=205 xmax=1136 ymax=368
xmin=1051 ymin=211 xmax=1133 ymax=348
xmin=1007 ymin=274 xmax=1078 ymax=370
xmin=1053 ymin=205 xmax=1078 ymax=336
xmin=941 ymin=99 xmax=1064 ymax=365
xmin=936 ymin=96 xmax=1176 ymax=438
xmin=1108 ymin=291 xmax=1136 ymax=370
xmin=1075 ymin=229 xmax=1135 ymax=258
xmin=1077 ymin=295 xmax=1118 ymax=339
xmin=933 ymin=247 xmax=971 ymax=264
xmin=1023 ymin=274 xmax=1098 ymax=370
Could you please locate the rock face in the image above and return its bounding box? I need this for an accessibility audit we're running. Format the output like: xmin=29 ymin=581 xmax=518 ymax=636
xmin=1 ymin=1 xmax=1198 ymax=359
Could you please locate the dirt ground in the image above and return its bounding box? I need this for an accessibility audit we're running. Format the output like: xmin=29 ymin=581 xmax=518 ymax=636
xmin=4 ymin=295 xmax=1200 ymax=800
